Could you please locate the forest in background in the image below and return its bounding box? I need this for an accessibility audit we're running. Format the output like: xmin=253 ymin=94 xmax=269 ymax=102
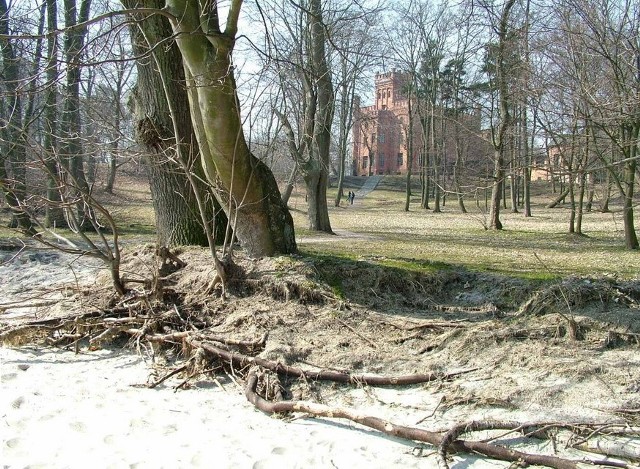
xmin=1 ymin=0 xmax=639 ymax=260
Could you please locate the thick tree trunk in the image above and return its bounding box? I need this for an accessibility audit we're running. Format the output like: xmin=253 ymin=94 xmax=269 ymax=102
xmin=307 ymin=0 xmax=334 ymax=232
xmin=0 ymin=0 xmax=35 ymax=234
xmin=164 ymin=0 xmax=296 ymax=256
xmin=43 ymin=0 xmax=66 ymax=228
xmin=305 ymin=167 xmax=331 ymax=232
xmin=123 ymin=0 xmax=221 ymax=247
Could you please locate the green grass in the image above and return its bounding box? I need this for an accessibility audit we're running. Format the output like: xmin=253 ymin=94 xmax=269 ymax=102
xmin=291 ymin=176 xmax=640 ymax=279
xmin=2 ymin=171 xmax=638 ymax=280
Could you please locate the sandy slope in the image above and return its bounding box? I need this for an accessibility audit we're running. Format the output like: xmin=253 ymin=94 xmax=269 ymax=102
xmin=2 ymin=245 xmax=639 ymax=468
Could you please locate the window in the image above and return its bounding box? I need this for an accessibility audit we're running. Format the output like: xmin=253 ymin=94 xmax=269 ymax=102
xmin=397 ymin=153 xmax=403 ymax=167
xmin=379 ymin=133 xmax=385 ymax=143
xmin=371 ymin=133 xmax=376 ymax=144
xmin=363 ymin=156 xmax=368 ymax=169
xmin=379 ymin=153 xmax=385 ymax=167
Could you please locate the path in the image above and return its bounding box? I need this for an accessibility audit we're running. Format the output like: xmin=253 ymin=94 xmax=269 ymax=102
xmin=354 ymin=175 xmax=383 ymax=199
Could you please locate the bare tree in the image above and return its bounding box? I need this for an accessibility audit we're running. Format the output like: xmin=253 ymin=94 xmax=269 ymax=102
xmin=0 ymin=0 xmax=38 ymax=234
xmin=159 ymin=0 xmax=296 ymax=256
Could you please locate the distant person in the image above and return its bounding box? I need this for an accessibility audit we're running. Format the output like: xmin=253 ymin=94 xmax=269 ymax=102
xmin=350 ymin=192 xmax=355 ymax=205
xmin=347 ymin=191 xmax=352 ymax=205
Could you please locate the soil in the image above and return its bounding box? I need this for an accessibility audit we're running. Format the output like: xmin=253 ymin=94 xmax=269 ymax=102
xmin=3 ymin=243 xmax=639 ymax=430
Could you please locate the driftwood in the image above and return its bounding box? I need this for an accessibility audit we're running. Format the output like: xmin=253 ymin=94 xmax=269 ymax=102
xmin=244 ymin=368 xmax=634 ymax=469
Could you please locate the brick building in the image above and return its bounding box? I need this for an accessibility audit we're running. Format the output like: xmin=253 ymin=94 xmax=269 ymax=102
xmin=352 ymin=71 xmax=418 ymax=176
xmin=352 ymin=70 xmax=485 ymax=177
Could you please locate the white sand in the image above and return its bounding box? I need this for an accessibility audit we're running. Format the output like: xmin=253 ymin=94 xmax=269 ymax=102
xmin=1 ymin=345 xmax=510 ymax=469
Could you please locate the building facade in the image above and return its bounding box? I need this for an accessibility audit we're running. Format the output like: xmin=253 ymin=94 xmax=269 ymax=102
xmin=352 ymin=70 xmax=487 ymax=178
xmin=352 ymin=71 xmax=419 ymax=176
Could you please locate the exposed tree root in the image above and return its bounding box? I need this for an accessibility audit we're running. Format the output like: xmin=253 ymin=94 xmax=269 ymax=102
xmin=188 ymin=337 xmax=473 ymax=386
xmin=244 ymin=368 xmax=637 ymax=469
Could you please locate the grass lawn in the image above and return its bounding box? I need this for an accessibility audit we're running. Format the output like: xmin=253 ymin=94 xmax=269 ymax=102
xmin=1 ymin=171 xmax=637 ymax=279
xmin=290 ymin=176 xmax=639 ymax=279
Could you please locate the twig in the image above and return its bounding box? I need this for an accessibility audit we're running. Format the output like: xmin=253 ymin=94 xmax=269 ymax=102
xmin=149 ymin=363 xmax=189 ymax=389
xmin=415 ymin=395 xmax=444 ymax=425
xmin=335 ymin=317 xmax=377 ymax=349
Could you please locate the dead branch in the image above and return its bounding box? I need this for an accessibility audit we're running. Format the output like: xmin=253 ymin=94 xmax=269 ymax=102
xmin=377 ymin=318 xmax=469 ymax=331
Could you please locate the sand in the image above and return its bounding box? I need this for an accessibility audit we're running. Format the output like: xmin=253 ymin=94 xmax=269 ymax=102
xmin=2 ymin=345 xmax=506 ymax=469
xmin=2 ymin=245 xmax=637 ymax=468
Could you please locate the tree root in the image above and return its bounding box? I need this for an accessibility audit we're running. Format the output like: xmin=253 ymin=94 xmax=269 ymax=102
xmin=188 ymin=337 xmax=474 ymax=386
xmin=244 ymin=367 xmax=638 ymax=469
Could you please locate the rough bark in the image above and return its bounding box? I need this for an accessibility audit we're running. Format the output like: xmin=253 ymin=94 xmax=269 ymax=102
xmin=43 ymin=0 xmax=66 ymax=228
xmin=304 ymin=0 xmax=334 ymax=232
xmin=164 ymin=0 xmax=296 ymax=256
xmin=123 ymin=0 xmax=222 ymax=247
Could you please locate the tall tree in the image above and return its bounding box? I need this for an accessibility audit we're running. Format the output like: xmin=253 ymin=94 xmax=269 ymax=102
xmin=43 ymin=0 xmax=66 ymax=228
xmin=0 ymin=0 xmax=36 ymax=233
xmin=122 ymin=0 xmax=224 ymax=247
xmin=487 ymin=0 xmax=518 ymax=230
xmin=161 ymin=0 xmax=296 ymax=256
xmin=262 ymin=0 xmax=335 ymax=232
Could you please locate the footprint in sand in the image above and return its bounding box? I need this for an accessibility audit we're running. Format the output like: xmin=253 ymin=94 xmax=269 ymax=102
xmin=270 ymin=447 xmax=287 ymax=455
xmin=11 ymin=397 xmax=25 ymax=409
xmin=2 ymin=372 xmax=18 ymax=381
xmin=69 ymin=421 xmax=87 ymax=432
xmin=163 ymin=424 xmax=178 ymax=435
xmin=6 ymin=437 xmax=21 ymax=449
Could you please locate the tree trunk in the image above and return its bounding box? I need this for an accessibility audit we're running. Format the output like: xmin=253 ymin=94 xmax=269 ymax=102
xmin=43 ymin=0 xmax=66 ymax=228
xmin=432 ymin=108 xmax=441 ymax=213
xmin=576 ymin=171 xmax=586 ymax=235
xmin=334 ymin=64 xmax=354 ymax=208
xmin=405 ymin=96 xmax=414 ymax=212
xmin=0 ymin=0 xmax=35 ymax=234
xmin=489 ymin=148 xmax=504 ymax=230
xmin=123 ymin=0 xmax=222 ymax=247
xmin=307 ymin=0 xmax=333 ymax=233
xmin=164 ymin=0 xmax=296 ymax=256
xmin=489 ymin=0 xmax=516 ymax=230
xmin=105 ymin=56 xmax=126 ymax=194
xmin=622 ymin=125 xmax=639 ymax=249
xmin=453 ymin=143 xmax=467 ymax=213
xmin=281 ymin=165 xmax=297 ymax=207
